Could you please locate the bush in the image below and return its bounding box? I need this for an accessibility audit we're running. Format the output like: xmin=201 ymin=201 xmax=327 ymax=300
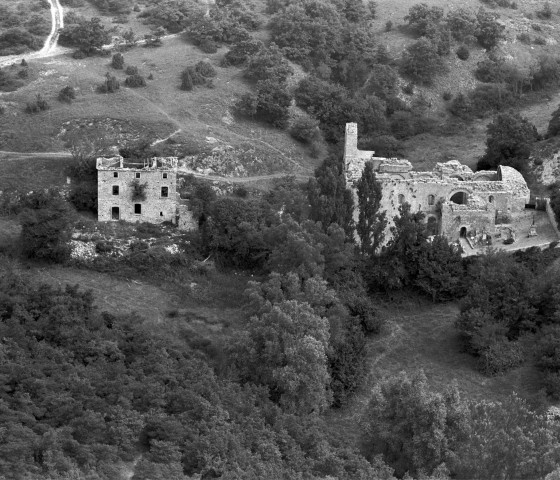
xmin=97 ymin=73 xmax=120 ymax=93
xmin=111 ymin=52 xmax=124 ymax=69
xmin=536 ymin=2 xmax=552 ymax=20
xmin=478 ymin=340 xmax=524 ymax=375
xmin=517 ymin=32 xmax=531 ymax=44
xmin=25 ymin=93 xmax=49 ymax=113
xmin=534 ymin=36 xmax=547 ymax=45
xmin=195 ymin=60 xmax=217 ymax=78
xmin=58 ymin=85 xmax=76 ymax=103
xmin=180 ymin=69 xmax=194 ymax=91
xmin=442 ymin=91 xmax=453 ymax=101
xmin=223 ymin=39 xmax=263 ymax=66
xmin=289 ymin=114 xmax=321 ymax=143
xmin=69 ymin=182 xmax=98 ymax=213
xmin=125 ymin=65 xmax=138 ymax=75
xmin=475 ymin=8 xmax=506 ymax=50
xmin=199 ymin=38 xmax=218 ymax=54
xmin=385 ymin=20 xmax=392 ymax=32
xmin=456 ymin=44 xmax=470 ymax=60
xmin=124 ymin=74 xmax=146 ymax=87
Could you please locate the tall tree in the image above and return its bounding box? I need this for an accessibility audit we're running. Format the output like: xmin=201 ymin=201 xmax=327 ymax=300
xmin=356 ymin=161 xmax=387 ymax=255
xmin=477 ymin=112 xmax=539 ymax=172
xmin=308 ymin=154 xmax=355 ymax=240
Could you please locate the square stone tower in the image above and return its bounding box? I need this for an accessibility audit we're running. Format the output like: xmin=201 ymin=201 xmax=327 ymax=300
xmin=96 ymin=156 xmax=178 ymax=224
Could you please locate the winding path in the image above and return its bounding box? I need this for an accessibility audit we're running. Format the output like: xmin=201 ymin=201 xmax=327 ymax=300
xmin=0 ymin=0 xmax=66 ymax=68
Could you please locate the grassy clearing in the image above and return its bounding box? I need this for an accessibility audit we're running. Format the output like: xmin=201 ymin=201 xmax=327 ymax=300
xmin=0 ymin=154 xmax=71 ymax=191
xmin=0 ymin=35 xmax=317 ymax=175
xmin=326 ymin=291 xmax=544 ymax=446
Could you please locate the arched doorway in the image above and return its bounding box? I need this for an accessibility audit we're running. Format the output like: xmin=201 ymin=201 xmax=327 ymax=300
xmin=460 ymin=227 xmax=467 ymax=238
xmin=450 ymin=191 xmax=468 ymax=205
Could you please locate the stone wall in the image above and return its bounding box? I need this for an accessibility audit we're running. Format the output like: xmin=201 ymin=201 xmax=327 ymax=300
xmin=97 ymin=168 xmax=177 ymax=224
xmin=440 ymin=204 xmax=496 ymax=241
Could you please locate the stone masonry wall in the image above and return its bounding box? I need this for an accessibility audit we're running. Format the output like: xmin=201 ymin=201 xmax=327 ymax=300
xmin=98 ymin=169 xmax=177 ymax=224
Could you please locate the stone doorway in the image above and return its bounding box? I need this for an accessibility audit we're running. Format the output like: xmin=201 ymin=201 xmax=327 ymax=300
xmin=111 ymin=207 xmax=120 ymax=220
xmin=460 ymin=226 xmax=467 ymax=238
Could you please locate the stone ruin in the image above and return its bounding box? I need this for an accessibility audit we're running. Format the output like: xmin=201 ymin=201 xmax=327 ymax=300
xmin=343 ymin=123 xmax=531 ymax=246
xmin=96 ymin=155 xmax=196 ymax=230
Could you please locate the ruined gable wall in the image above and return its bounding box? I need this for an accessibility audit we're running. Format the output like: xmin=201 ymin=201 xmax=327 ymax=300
xmin=98 ymin=169 xmax=177 ymax=223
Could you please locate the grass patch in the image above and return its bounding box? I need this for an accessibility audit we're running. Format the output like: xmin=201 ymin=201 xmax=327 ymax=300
xmin=0 ymin=154 xmax=71 ymax=191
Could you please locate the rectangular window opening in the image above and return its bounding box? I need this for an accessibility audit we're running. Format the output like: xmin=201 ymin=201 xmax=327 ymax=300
xmin=161 ymin=186 xmax=169 ymax=198
xmin=112 ymin=185 xmax=119 ymax=195
xmin=160 ymin=211 xmax=163 ymax=216
xmin=111 ymin=207 xmax=120 ymax=220
xmin=134 ymin=204 xmax=142 ymax=215
xmin=162 ymin=172 xmax=168 ymax=179
xmin=135 ymin=172 xmax=141 ymax=179
xmin=113 ymin=172 xmax=119 ymax=178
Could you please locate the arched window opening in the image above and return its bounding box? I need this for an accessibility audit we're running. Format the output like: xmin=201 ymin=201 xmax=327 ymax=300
xmin=489 ymin=195 xmax=494 ymax=203
xmin=428 ymin=194 xmax=435 ymax=205
xmin=450 ymin=191 xmax=467 ymax=205
xmin=460 ymin=227 xmax=467 ymax=238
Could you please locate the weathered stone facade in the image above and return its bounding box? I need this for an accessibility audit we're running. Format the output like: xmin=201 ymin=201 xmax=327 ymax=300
xmin=344 ymin=123 xmax=531 ymax=243
xmin=96 ymin=156 xmax=194 ymax=229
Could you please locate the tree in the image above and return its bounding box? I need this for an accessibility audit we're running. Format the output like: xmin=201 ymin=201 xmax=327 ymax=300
xmin=401 ymin=38 xmax=446 ymax=85
xmin=307 ymin=154 xmax=355 ymax=239
xmin=405 ymin=3 xmax=444 ymax=36
xmin=112 ymin=52 xmax=124 ymax=69
xmin=58 ymin=85 xmax=76 ymax=103
xmin=237 ymin=299 xmax=332 ymax=414
xmin=356 ymin=161 xmax=386 ymax=255
xmin=413 ymin=236 xmax=464 ymax=302
xmin=475 ymin=8 xmax=505 ymax=50
xmin=362 ymin=370 xmax=469 ymax=478
xmin=477 ymin=112 xmax=539 ymax=172
xmin=59 ymin=17 xmax=110 ymax=55
xmin=19 ymin=192 xmax=75 ymax=262
xmin=236 ymin=79 xmax=291 ymax=127
xmin=244 ymin=43 xmax=293 ymax=82
xmin=547 ymin=104 xmax=560 ymax=138
xmin=64 ymin=126 xmax=116 ymax=175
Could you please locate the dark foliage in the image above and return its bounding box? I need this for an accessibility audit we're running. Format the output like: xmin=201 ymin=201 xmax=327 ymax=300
xmin=59 ymin=17 xmax=111 ymax=55
xmin=124 ymin=73 xmax=147 ymax=87
xmin=477 ymin=112 xmax=539 ymax=172
xmin=58 ymin=85 xmax=76 ymax=103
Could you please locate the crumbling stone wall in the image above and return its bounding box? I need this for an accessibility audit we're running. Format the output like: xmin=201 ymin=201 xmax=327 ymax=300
xmin=97 ymin=156 xmax=178 ymax=225
xmin=344 ymin=123 xmax=531 ymax=245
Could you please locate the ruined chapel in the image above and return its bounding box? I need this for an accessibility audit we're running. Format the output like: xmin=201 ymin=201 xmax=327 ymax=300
xmin=343 ymin=123 xmax=531 ymax=243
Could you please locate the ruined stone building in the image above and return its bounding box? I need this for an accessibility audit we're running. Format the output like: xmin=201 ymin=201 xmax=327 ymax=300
xmin=96 ymin=156 xmax=195 ymax=229
xmin=344 ymin=123 xmax=531 ymax=244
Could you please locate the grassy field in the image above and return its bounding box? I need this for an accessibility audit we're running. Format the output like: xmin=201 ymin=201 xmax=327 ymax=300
xmin=0 ymin=153 xmax=70 ymax=191
xmin=326 ymin=291 xmax=544 ymax=446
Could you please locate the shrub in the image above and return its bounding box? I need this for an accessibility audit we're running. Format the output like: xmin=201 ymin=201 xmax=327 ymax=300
xmin=478 ymin=340 xmax=524 ymax=375
xmin=111 ymin=52 xmax=124 ymax=69
xmin=72 ymin=50 xmax=86 ymax=59
xmin=517 ymin=32 xmax=531 ymax=44
xmin=536 ymin=2 xmax=552 ymax=19
xmin=223 ymin=39 xmax=263 ymax=66
xmin=442 ymin=91 xmax=453 ymax=101
xmin=69 ymin=182 xmax=97 ymax=213
xmin=17 ymin=69 xmax=28 ymax=79
xmin=195 ymin=60 xmax=217 ymax=78
xmin=402 ymin=82 xmax=414 ymax=95
xmin=58 ymin=85 xmax=76 ymax=103
xmin=25 ymin=93 xmax=49 ymax=113
xmin=199 ymin=38 xmax=218 ymax=54
xmin=534 ymin=36 xmax=547 ymax=45
xmin=456 ymin=45 xmax=470 ymax=60
xmin=125 ymin=65 xmax=138 ymax=75
xmin=180 ymin=69 xmax=194 ymax=91
xmin=532 ymin=23 xmax=542 ymax=31
xmin=97 ymin=73 xmax=120 ymax=93
xmin=289 ymin=114 xmax=321 ymax=143
xmin=124 ymin=74 xmax=146 ymax=87
xmin=469 ymin=84 xmax=514 ymax=116
xmin=385 ymin=20 xmax=392 ymax=32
